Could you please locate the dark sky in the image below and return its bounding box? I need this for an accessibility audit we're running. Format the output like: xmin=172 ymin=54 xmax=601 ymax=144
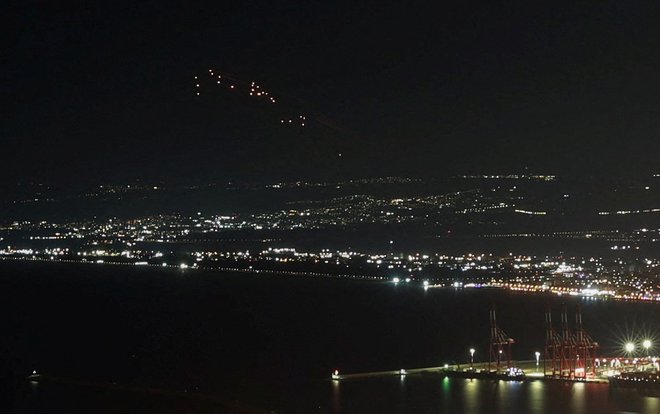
xmin=3 ymin=1 xmax=660 ymax=184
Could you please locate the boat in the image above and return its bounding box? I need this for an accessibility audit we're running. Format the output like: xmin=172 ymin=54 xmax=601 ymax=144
xmin=609 ymin=371 xmax=660 ymax=390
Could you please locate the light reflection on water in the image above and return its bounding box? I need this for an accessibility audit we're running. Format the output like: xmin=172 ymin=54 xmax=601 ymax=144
xmin=462 ymin=379 xmax=479 ymax=413
xmin=570 ymin=382 xmax=586 ymax=414
xmin=331 ymin=377 xmax=660 ymax=414
xmin=441 ymin=376 xmax=451 ymax=413
xmin=528 ymin=380 xmax=545 ymax=414
xmin=331 ymin=380 xmax=341 ymax=413
xmin=496 ymin=379 xmax=512 ymax=414
xmin=642 ymin=395 xmax=660 ymax=414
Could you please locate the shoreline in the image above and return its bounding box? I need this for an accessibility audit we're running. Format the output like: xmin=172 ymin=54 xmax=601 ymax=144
xmin=1 ymin=256 xmax=659 ymax=306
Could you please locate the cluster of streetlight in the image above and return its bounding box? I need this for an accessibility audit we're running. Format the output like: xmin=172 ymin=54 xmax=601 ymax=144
xmin=625 ymin=339 xmax=652 ymax=355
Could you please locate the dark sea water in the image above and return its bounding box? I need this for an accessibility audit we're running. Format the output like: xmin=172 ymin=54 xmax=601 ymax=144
xmin=1 ymin=260 xmax=660 ymax=413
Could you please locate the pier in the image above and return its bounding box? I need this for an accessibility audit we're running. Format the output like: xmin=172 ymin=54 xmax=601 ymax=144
xmin=331 ymin=360 xmax=608 ymax=384
xmin=332 ymin=306 xmax=653 ymax=387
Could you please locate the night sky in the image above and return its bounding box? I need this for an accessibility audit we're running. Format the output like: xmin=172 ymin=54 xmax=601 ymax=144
xmin=4 ymin=1 xmax=660 ymax=185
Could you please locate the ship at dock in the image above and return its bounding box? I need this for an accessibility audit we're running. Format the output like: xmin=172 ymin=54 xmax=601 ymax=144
xmin=609 ymin=371 xmax=660 ymax=389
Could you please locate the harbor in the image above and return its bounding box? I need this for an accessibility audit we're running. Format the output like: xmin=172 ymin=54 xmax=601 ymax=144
xmin=332 ymin=305 xmax=658 ymax=390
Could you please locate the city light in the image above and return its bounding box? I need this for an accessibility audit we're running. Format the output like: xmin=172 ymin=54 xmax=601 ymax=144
xmin=3 ymin=178 xmax=660 ymax=305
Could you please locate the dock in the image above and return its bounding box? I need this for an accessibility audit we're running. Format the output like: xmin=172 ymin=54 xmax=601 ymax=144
xmin=332 ymin=360 xmax=609 ymax=384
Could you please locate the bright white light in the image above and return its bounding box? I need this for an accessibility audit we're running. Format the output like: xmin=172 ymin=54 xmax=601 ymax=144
xmin=625 ymin=342 xmax=635 ymax=353
xmin=392 ymin=277 xmax=400 ymax=283
xmin=644 ymin=340 xmax=652 ymax=349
